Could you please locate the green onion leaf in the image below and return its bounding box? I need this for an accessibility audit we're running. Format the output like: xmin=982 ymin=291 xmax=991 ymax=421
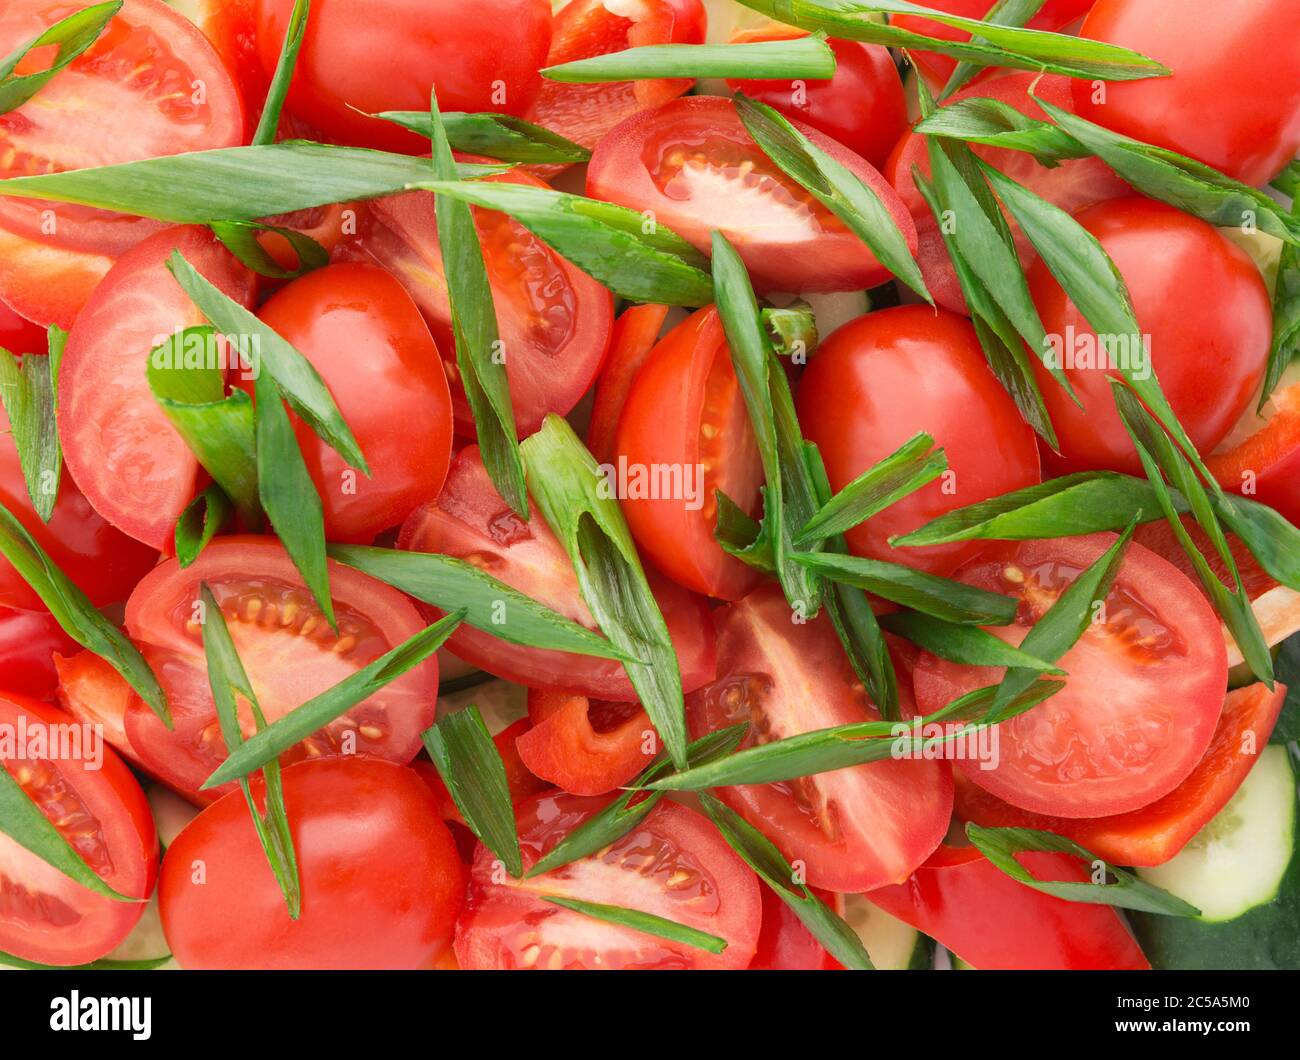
xmin=252 ymin=0 xmax=310 ymax=147
xmin=545 ymin=34 xmax=836 ymax=83
xmin=1261 ymin=194 xmax=1300 ymax=409
xmin=1215 ymin=495 xmax=1300 ymax=593
xmin=915 ymin=95 xmax=1088 ymax=164
xmin=714 ymin=489 xmax=776 ymax=575
xmin=374 ymin=111 xmax=590 ymax=164
xmin=201 ymin=610 xmax=465 ymax=790
xmin=174 ymin=486 xmax=233 ymax=568
xmin=0 ymin=1 xmax=122 ymax=116
xmin=879 ymin=610 xmax=1064 ymax=673
xmin=540 ymin=895 xmax=728 ymax=954
xmin=0 ymin=347 xmax=62 ymax=520
xmin=423 ymin=704 xmax=521 ymax=878
xmin=966 ymin=824 xmax=1200 ymax=916
xmin=208 ymin=220 xmax=329 ymax=281
xmin=521 ymin=416 xmax=689 ymax=767
xmin=939 ymin=0 xmax=1050 ymax=99
xmin=762 ymin=302 xmax=819 ymax=359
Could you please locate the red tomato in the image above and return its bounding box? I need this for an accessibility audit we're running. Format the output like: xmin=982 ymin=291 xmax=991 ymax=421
xmin=55 ymin=651 xmax=140 ymax=764
xmin=159 ymin=758 xmax=465 ymax=968
xmin=253 ymin=0 xmax=553 ymax=152
xmin=749 ymin=885 xmax=842 ymax=970
xmin=586 ymin=96 xmax=918 ymax=293
xmin=516 ymin=687 xmax=655 ymax=795
xmin=912 ymin=533 xmax=1228 ymax=818
xmin=413 ymin=718 xmax=549 ymax=822
xmin=727 ymin=24 xmax=907 ymax=170
xmin=454 ymin=791 xmax=761 ymax=969
xmin=1028 ymin=197 xmax=1271 ymax=476
xmin=0 ymin=0 xmax=245 ymax=327
xmin=397 ymin=445 xmax=716 ymax=698
xmin=59 ymin=225 xmax=255 ymax=551
xmin=175 ymin=0 xmax=267 ymax=137
xmin=1208 ymin=385 xmax=1300 ymax=528
xmin=343 ymin=165 xmax=614 ymax=437
xmin=0 ymin=695 xmax=157 ymax=966
xmin=686 ymin=584 xmax=953 ymax=893
xmin=886 ymin=72 xmax=1129 ymax=315
xmin=1075 ymin=0 xmax=1300 ymax=187
xmin=796 ymin=306 xmax=1041 ymax=577
xmin=954 ymin=682 xmax=1288 ymax=867
xmin=0 ymin=607 xmax=76 ymax=701
xmin=0 ymin=300 xmax=46 ymax=355
xmin=121 ymin=537 xmax=441 ymax=801
xmin=866 ymin=843 xmax=1150 ymax=970
xmin=0 ymin=405 xmax=158 ymax=611
xmin=586 ymin=302 xmax=670 ymax=465
xmin=250 ymin=263 xmax=453 ymax=543
xmin=529 ymin=0 xmax=706 ymax=151
xmin=614 ymin=306 xmax=764 ymax=600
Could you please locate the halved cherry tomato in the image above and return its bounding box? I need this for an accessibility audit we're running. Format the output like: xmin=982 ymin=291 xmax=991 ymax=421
xmin=912 ymin=533 xmax=1228 ymax=818
xmin=55 ymin=650 xmax=140 ymax=763
xmin=866 ymin=843 xmax=1150 ymax=970
xmin=1208 ymin=383 xmax=1300 ymax=528
xmin=58 ymin=225 xmax=255 ymax=551
xmin=687 ymin=584 xmax=953 ymax=893
xmin=343 ymin=163 xmax=614 ymax=437
xmin=249 ymin=263 xmax=453 ymax=543
xmin=122 ymin=536 xmax=441 ymax=801
xmin=159 ymin=757 xmax=465 ymax=968
xmin=586 ymin=95 xmax=918 ymax=293
xmin=397 ymin=445 xmax=716 ymax=698
xmin=171 ymin=0 xmax=266 ymax=136
xmin=749 ymin=884 xmax=842 ymax=970
xmin=727 ymin=24 xmax=907 ymax=170
xmin=614 ymin=306 xmax=764 ymax=600
xmin=516 ymin=687 xmax=655 ymax=795
xmin=414 ymin=718 xmax=549 ymax=820
xmin=586 ymin=302 xmax=670 ymax=465
xmin=954 ymin=681 xmax=1288 ymax=867
xmin=0 ymin=695 xmax=157 ymax=966
xmin=0 ymin=607 xmax=76 ymax=701
xmin=252 ymin=0 xmax=553 ymax=152
xmin=1028 ymin=197 xmax=1271 ymax=477
xmin=0 ymin=0 xmax=245 ymax=327
xmin=1075 ymin=0 xmax=1300 ymax=187
xmin=454 ymin=791 xmax=761 ymax=969
xmin=0 ymin=300 xmax=46 ymax=355
xmin=529 ymin=0 xmax=706 ymax=151
xmin=796 ymin=306 xmax=1041 ymax=577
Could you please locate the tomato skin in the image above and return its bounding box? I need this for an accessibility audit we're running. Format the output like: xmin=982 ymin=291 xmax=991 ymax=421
xmin=912 ymin=533 xmax=1228 ymax=819
xmin=0 ymin=695 xmax=157 ymax=966
xmin=0 ymin=607 xmax=77 ymax=701
xmin=455 ymin=792 xmax=762 ymax=970
xmin=1075 ymin=0 xmax=1300 ymax=187
xmin=614 ymin=306 xmax=764 ymax=601
xmin=160 ymin=758 xmax=465 ymax=969
xmin=250 ymin=263 xmax=453 ymax=543
xmin=398 ymin=446 xmax=717 ymax=698
xmin=955 ymin=682 xmax=1288 ymax=867
xmin=797 ymin=306 xmax=1041 ymax=577
xmin=866 ymin=844 xmax=1150 ymax=970
xmin=1208 ymin=385 xmax=1300 ymax=528
xmin=727 ymin=26 xmax=907 ymax=170
xmin=0 ymin=300 xmax=46 ymax=355
xmin=516 ymin=687 xmax=656 ymax=795
xmin=586 ymin=303 xmax=670 ymax=465
xmin=59 ymin=225 xmax=255 ymax=552
xmin=749 ymin=885 xmax=842 ymax=970
xmin=586 ymin=96 xmax=917 ymax=294
xmin=253 ymin=0 xmax=553 ymax=152
xmin=1028 ymin=197 xmax=1271 ymax=477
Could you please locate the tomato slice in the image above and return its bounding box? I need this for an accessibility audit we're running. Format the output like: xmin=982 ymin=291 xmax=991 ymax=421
xmin=342 ymin=164 xmax=614 ymax=437
xmin=587 ymin=95 xmax=918 ymax=294
xmin=397 ymin=445 xmax=717 ymax=698
xmin=954 ymin=682 xmax=1288 ymax=867
xmin=516 ymin=687 xmax=656 ymax=795
xmin=912 ymin=534 xmax=1228 ymax=818
xmin=454 ymin=791 xmax=762 ymax=969
xmin=414 ymin=718 xmax=549 ymax=822
xmin=0 ymin=695 xmax=157 ymax=966
xmin=586 ymin=302 xmax=670 ymax=465
xmin=528 ymin=0 xmax=706 ymax=152
xmin=59 ymin=225 xmax=254 ymax=551
xmin=749 ymin=884 xmax=842 ymax=970
xmin=0 ymin=0 xmax=245 ymax=327
xmin=1209 ymin=381 xmax=1300 ymax=529
xmin=687 ymin=584 xmax=953 ymax=893
xmin=0 ymin=607 xmax=76 ymax=701
xmin=866 ymin=843 xmax=1149 ymax=970
xmin=55 ymin=650 xmax=141 ymax=764
xmin=121 ymin=536 xmax=441 ymax=801
xmin=0 ymin=299 xmax=46 ymax=355
xmin=614 ymin=306 xmax=764 ymax=600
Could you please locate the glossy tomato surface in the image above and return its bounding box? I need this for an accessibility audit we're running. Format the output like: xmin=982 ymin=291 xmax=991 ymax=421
xmin=912 ymin=534 xmax=1228 ymax=818
xmin=587 ymin=96 xmax=917 ymax=293
xmin=686 ymin=585 xmax=952 ymax=892
xmin=516 ymin=687 xmax=655 ymax=795
xmin=122 ymin=537 xmax=440 ymax=801
xmin=749 ymin=885 xmax=841 ymax=970
xmin=0 ymin=301 xmax=46 ymax=355
xmin=160 ymin=758 xmax=465 ymax=968
xmin=586 ymin=302 xmax=670 ymax=465
xmin=0 ymin=0 xmax=245 ymax=327
xmin=251 ymin=262 xmax=454 ymax=543
xmin=0 ymin=696 xmax=157 ymax=966
xmin=797 ymin=306 xmax=1041 ymax=576
xmin=455 ymin=792 xmax=761 ymax=969
xmin=0 ymin=607 xmax=77 ymax=701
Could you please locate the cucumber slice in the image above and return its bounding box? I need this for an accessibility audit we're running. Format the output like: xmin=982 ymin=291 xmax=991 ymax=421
xmin=841 ymin=894 xmax=934 ymax=969
xmin=1129 ymin=746 xmax=1300 ymax=969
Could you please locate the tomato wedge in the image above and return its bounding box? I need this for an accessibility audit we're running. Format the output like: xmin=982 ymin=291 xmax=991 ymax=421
xmin=55 ymin=650 xmax=141 ymax=764
xmin=1209 ymin=382 xmax=1300 ymax=529
xmin=912 ymin=534 xmax=1228 ymax=818
xmin=586 ymin=302 xmax=670 ymax=465
xmin=397 ymin=445 xmax=716 ymax=698
xmin=687 ymin=584 xmax=953 ymax=893
xmin=121 ymin=537 xmax=441 ymax=801
xmin=0 ymin=0 xmax=245 ymax=327
xmin=0 ymin=695 xmax=157 ymax=966
xmin=454 ymin=792 xmax=762 ymax=969
xmin=516 ymin=687 xmax=655 ymax=795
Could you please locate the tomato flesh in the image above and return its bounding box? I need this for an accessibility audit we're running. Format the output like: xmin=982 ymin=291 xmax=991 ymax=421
xmin=586 ymin=302 xmax=670 ymax=465
xmin=516 ymin=687 xmax=655 ymax=795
